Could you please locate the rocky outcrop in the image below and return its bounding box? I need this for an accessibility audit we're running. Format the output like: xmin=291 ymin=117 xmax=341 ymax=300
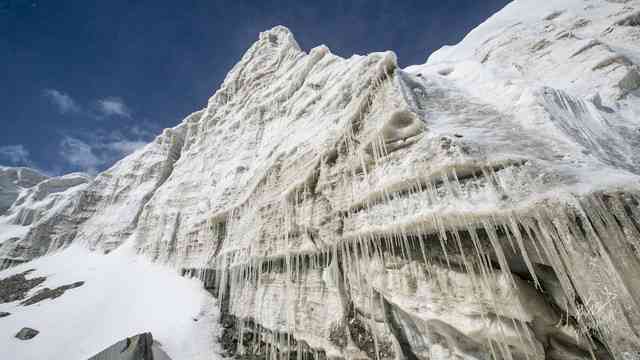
xmin=20 ymin=280 xmax=84 ymax=306
xmin=1 ymin=1 xmax=640 ymax=359
xmin=15 ymin=327 xmax=39 ymax=340
xmin=87 ymin=332 xmax=171 ymax=360
xmin=0 ymin=269 xmax=46 ymax=303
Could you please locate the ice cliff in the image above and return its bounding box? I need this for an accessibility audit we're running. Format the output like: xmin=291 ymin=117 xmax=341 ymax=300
xmin=2 ymin=0 xmax=640 ymax=359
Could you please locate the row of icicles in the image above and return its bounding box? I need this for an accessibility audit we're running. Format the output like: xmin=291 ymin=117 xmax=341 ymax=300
xmin=178 ymin=62 xmax=640 ymax=359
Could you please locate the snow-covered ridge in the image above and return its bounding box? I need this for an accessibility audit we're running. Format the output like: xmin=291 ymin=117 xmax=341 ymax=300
xmin=2 ymin=1 xmax=640 ymax=359
xmin=0 ymin=167 xmax=48 ymax=216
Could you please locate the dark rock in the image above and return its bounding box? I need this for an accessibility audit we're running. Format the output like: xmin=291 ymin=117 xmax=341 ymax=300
xmin=0 ymin=270 xmax=46 ymax=303
xmin=0 ymin=257 xmax=28 ymax=271
xmin=21 ymin=281 xmax=85 ymax=306
xmin=221 ymin=314 xmax=235 ymax=329
xmin=88 ymin=332 xmax=172 ymax=360
xmin=615 ymin=10 xmax=640 ymax=27
xmin=439 ymin=137 xmax=452 ymax=150
xmin=544 ymin=10 xmax=565 ymax=21
xmin=0 ymin=311 xmax=10 ymax=318
xmin=15 ymin=327 xmax=39 ymax=340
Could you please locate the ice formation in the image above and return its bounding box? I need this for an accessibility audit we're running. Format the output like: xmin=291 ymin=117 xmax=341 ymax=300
xmin=2 ymin=0 xmax=640 ymax=359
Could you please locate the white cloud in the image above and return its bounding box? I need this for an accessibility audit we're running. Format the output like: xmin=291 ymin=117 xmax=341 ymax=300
xmin=130 ymin=123 xmax=158 ymax=138
xmin=97 ymin=98 xmax=131 ymax=118
xmin=0 ymin=144 xmax=32 ymax=165
xmin=58 ymin=125 xmax=154 ymax=173
xmin=43 ymin=89 xmax=134 ymax=120
xmin=40 ymin=89 xmax=152 ymax=173
xmin=105 ymin=140 xmax=147 ymax=155
xmin=59 ymin=137 xmax=103 ymax=174
xmin=43 ymin=89 xmax=81 ymax=114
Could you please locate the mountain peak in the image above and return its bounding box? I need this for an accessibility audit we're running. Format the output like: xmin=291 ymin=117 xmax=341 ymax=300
xmin=258 ymin=25 xmax=299 ymax=50
xmin=208 ymin=25 xmax=304 ymax=107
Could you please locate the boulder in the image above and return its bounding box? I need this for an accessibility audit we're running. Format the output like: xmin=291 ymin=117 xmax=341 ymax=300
xmin=15 ymin=327 xmax=39 ymax=340
xmin=87 ymin=332 xmax=172 ymax=360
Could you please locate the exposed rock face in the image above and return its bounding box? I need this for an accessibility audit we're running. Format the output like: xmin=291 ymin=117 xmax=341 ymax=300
xmin=0 ymin=269 xmax=46 ymax=303
xmin=20 ymin=280 xmax=84 ymax=306
xmin=2 ymin=1 xmax=640 ymax=359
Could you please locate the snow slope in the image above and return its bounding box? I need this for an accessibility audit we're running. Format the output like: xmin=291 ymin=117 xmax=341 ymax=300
xmin=409 ymin=0 xmax=640 ymax=176
xmin=0 ymin=243 xmax=220 ymax=360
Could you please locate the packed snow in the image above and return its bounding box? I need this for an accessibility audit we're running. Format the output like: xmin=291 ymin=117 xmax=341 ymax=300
xmin=0 ymin=222 xmax=29 ymax=245
xmin=0 ymin=242 xmax=221 ymax=360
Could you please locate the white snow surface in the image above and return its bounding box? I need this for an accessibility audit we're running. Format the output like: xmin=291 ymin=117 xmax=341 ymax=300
xmin=0 ymin=222 xmax=29 ymax=245
xmin=0 ymin=242 xmax=220 ymax=360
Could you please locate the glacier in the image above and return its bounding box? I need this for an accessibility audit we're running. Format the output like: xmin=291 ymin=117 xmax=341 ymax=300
xmin=1 ymin=0 xmax=640 ymax=359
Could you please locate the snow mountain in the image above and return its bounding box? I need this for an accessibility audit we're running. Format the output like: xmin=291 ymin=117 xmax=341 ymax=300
xmin=2 ymin=0 xmax=640 ymax=359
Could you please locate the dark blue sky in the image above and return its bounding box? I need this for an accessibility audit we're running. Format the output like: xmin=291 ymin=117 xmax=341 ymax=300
xmin=1 ymin=0 xmax=509 ymax=175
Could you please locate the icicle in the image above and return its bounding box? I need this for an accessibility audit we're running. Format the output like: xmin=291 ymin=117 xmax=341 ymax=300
xmin=434 ymin=215 xmax=451 ymax=269
xmin=507 ymin=213 xmax=540 ymax=288
xmin=581 ymin=194 xmax=640 ymax=309
xmin=482 ymin=216 xmax=516 ymax=287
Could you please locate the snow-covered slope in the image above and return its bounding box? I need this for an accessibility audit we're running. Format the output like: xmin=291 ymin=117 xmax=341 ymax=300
xmin=0 ymin=244 xmax=219 ymax=360
xmin=2 ymin=0 xmax=640 ymax=359
xmin=411 ymin=0 xmax=640 ymax=174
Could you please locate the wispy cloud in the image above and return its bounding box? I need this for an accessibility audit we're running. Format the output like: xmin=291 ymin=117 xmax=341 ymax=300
xmin=129 ymin=123 xmax=158 ymax=138
xmin=41 ymin=87 xmax=157 ymax=173
xmin=0 ymin=144 xmax=32 ymax=165
xmin=43 ymin=89 xmax=133 ymax=120
xmin=58 ymin=122 xmax=158 ymax=174
xmin=59 ymin=137 xmax=103 ymax=174
xmin=105 ymin=140 xmax=148 ymax=154
xmin=43 ymin=89 xmax=81 ymax=114
xmin=97 ymin=98 xmax=131 ymax=118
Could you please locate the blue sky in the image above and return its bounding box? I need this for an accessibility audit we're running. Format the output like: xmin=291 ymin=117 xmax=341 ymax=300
xmin=1 ymin=0 xmax=509 ymax=175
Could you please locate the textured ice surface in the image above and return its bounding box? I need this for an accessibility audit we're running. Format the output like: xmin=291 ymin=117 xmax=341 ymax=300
xmin=1 ymin=0 xmax=640 ymax=359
